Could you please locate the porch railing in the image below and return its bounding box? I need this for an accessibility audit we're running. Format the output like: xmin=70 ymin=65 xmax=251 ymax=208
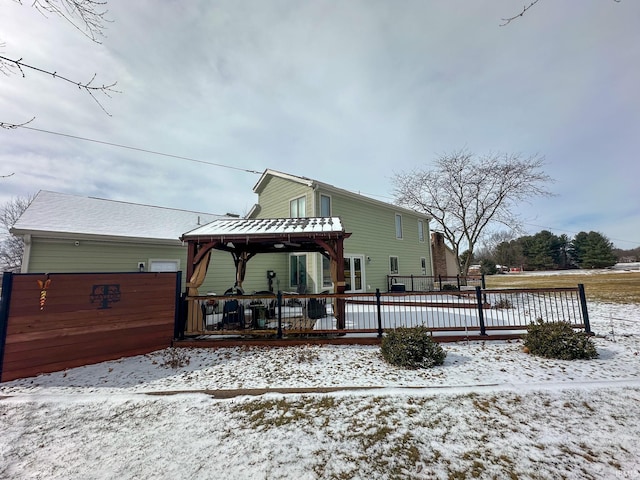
xmin=181 ymin=285 xmax=590 ymax=339
xmin=386 ymin=274 xmax=485 ymax=292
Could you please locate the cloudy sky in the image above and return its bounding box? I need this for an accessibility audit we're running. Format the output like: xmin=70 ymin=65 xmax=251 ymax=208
xmin=1 ymin=0 xmax=638 ymax=248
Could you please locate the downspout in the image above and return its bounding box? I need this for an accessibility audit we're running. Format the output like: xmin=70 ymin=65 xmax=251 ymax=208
xmin=21 ymin=234 xmax=31 ymax=273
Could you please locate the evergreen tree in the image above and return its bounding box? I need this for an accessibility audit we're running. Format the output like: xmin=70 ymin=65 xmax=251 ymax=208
xmin=570 ymin=231 xmax=617 ymax=269
xmin=521 ymin=230 xmax=562 ymax=270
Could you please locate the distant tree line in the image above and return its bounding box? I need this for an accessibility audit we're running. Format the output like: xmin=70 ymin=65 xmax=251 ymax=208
xmin=468 ymin=230 xmax=624 ymax=274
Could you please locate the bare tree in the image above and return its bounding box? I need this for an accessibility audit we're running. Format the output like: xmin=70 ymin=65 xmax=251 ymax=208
xmin=0 ymin=194 xmax=35 ymax=272
xmin=392 ymin=150 xmax=553 ymax=276
xmin=1 ymin=0 xmax=118 ymax=115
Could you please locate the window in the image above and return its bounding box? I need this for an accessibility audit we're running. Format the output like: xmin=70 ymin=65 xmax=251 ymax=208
xmin=421 ymin=257 xmax=427 ymax=275
xmin=290 ymin=196 xmax=306 ymax=218
xmin=395 ymin=214 xmax=403 ymax=239
xmin=390 ymin=256 xmax=399 ymax=275
xmin=320 ymin=194 xmax=331 ymax=217
xmin=149 ymin=259 xmax=180 ymax=272
xmin=322 ymin=255 xmax=332 ymax=288
xmin=418 ymin=220 xmax=425 ymax=242
xmin=290 ymin=254 xmax=307 ymax=290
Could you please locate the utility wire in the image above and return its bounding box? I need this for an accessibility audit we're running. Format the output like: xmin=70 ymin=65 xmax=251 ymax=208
xmin=17 ymin=125 xmax=263 ymax=175
xmin=6 ymin=123 xmax=640 ymax=247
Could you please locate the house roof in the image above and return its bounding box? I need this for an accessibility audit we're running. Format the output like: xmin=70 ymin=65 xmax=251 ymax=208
xmin=11 ymin=191 xmax=228 ymax=244
xmin=252 ymin=169 xmax=431 ymax=219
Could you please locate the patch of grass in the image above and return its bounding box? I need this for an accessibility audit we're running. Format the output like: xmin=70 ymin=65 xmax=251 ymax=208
xmin=486 ymin=271 xmax=640 ymax=304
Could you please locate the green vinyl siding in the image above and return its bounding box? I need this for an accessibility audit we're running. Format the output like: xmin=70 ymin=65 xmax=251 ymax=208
xmin=252 ymin=173 xmax=433 ymax=292
xmin=26 ymin=237 xmax=237 ymax=295
xmin=321 ymin=188 xmax=432 ymax=291
xmin=253 ymin=176 xmax=311 ymax=218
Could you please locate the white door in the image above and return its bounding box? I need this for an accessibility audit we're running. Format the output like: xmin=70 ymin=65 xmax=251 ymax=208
xmin=343 ymin=255 xmax=365 ymax=293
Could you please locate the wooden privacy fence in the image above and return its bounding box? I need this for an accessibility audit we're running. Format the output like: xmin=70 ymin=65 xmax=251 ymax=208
xmin=181 ymin=285 xmax=590 ymax=339
xmin=0 ymin=271 xmax=180 ymax=382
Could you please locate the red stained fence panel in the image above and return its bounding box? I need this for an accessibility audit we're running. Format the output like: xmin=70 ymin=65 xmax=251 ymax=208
xmin=0 ymin=272 xmax=179 ymax=382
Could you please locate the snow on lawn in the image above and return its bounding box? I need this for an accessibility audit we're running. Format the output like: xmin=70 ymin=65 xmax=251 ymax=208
xmin=1 ymin=301 xmax=640 ymax=479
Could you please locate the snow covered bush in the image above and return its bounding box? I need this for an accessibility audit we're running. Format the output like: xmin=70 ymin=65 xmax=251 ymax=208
xmin=381 ymin=326 xmax=446 ymax=369
xmin=524 ymin=319 xmax=598 ymax=360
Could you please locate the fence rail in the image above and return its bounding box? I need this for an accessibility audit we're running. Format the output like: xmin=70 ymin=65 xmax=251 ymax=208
xmin=387 ymin=274 xmax=485 ymax=292
xmin=182 ymin=285 xmax=590 ymax=340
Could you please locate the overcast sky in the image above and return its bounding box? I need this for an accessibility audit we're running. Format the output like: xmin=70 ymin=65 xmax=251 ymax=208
xmin=1 ymin=1 xmax=639 ymax=248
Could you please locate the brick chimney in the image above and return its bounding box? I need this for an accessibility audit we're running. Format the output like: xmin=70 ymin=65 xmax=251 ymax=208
xmin=431 ymin=232 xmax=448 ymax=278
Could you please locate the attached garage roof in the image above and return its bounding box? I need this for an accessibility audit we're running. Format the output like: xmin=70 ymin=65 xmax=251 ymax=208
xmin=11 ymin=190 xmax=228 ymax=243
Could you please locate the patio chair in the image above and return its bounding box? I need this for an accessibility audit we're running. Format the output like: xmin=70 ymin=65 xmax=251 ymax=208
xmin=221 ymin=298 xmax=244 ymax=329
xmin=307 ymin=297 xmax=326 ymax=319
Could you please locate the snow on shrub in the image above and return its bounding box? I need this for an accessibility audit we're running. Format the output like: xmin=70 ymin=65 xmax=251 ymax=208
xmin=524 ymin=319 xmax=598 ymax=360
xmin=381 ymin=326 xmax=446 ymax=369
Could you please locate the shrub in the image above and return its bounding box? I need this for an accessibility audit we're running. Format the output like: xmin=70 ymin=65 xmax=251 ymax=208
xmin=493 ymin=298 xmax=513 ymax=309
xmin=523 ymin=320 xmax=598 ymax=360
xmin=381 ymin=326 xmax=446 ymax=369
xmin=441 ymin=284 xmax=459 ymax=291
xmin=160 ymin=347 xmax=191 ymax=369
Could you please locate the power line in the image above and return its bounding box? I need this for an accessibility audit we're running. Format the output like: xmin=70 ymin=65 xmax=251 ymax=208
xmin=17 ymin=125 xmax=263 ymax=175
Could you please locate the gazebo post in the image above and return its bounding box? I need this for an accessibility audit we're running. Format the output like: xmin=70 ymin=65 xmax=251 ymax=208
xmin=335 ymin=237 xmax=346 ymax=330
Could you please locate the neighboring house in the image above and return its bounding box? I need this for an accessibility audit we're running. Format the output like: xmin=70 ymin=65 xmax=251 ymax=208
xmin=9 ymin=191 xmax=237 ymax=292
xmin=244 ymin=169 xmax=433 ymax=294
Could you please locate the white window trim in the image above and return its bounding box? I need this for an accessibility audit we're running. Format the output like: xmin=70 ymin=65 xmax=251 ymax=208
xmin=418 ymin=220 xmax=425 ymax=242
xmin=395 ymin=213 xmax=403 ymax=239
xmin=148 ymin=259 xmax=181 ymax=272
xmin=290 ymin=195 xmax=306 ymax=218
xmin=320 ymin=193 xmax=332 ymax=217
xmin=389 ymin=255 xmax=399 ymax=275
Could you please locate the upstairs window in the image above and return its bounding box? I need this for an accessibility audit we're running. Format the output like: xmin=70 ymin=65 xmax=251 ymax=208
xmin=290 ymin=196 xmax=306 ymax=218
xmin=320 ymin=194 xmax=331 ymax=217
xmin=418 ymin=220 xmax=425 ymax=242
xmin=395 ymin=214 xmax=403 ymax=239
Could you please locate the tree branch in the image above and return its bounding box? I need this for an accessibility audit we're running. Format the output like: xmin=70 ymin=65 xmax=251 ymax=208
xmin=500 ymin=0 xmax=622 ymax=27
xmin=22 ymin=0 xmax=110 ymax=43
xmin=500 ymin=0 xmax=542 ymax=26
xmin=0 ymin=55 xmax=119 ymax=115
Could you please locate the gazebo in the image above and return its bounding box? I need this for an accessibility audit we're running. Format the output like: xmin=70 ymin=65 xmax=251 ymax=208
xmin=180 ymin=217 xmax=352 ymax=331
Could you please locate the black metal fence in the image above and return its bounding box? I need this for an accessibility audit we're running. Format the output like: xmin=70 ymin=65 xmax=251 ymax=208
xmin=387 ymin=274 xmax=485 ymax=293
xmin=182 ymin=285 xmax=590 ymax=340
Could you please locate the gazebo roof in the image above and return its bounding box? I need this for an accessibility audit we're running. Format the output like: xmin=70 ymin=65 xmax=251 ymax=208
xmin=181 ymin=217 xmax=350 ymax=254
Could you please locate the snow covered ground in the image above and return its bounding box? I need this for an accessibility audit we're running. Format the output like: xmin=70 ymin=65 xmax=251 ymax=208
xmin=1 ymin=301 xmax=639 ymax=479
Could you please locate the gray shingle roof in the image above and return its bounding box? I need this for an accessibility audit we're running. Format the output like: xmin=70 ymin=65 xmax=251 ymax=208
xmin=11 ymin=191 xmax=228 ymax=243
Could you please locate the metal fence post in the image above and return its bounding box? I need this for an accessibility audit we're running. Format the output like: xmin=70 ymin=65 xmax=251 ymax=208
xmin=277 ymin=290 xmax=283 ymax=339
xmin=173 ymin=272 xmax=184 ymax=340
xmin=0 ymin=272 xmax=15 ymax=382
xmin=438 ymin=275 xmax=442 ymax=291
xmin=475 ymin=286 xmax=487 ymax=336
xmin=481 ymin=274 xmax=486 ymax=289
xmin=376 ymin=288 xmax=383 ymax=338
xmin=457 ymin=275 xmax=461 ymax=290
xmin=577 ymin=284 xmax=591 ymax=334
